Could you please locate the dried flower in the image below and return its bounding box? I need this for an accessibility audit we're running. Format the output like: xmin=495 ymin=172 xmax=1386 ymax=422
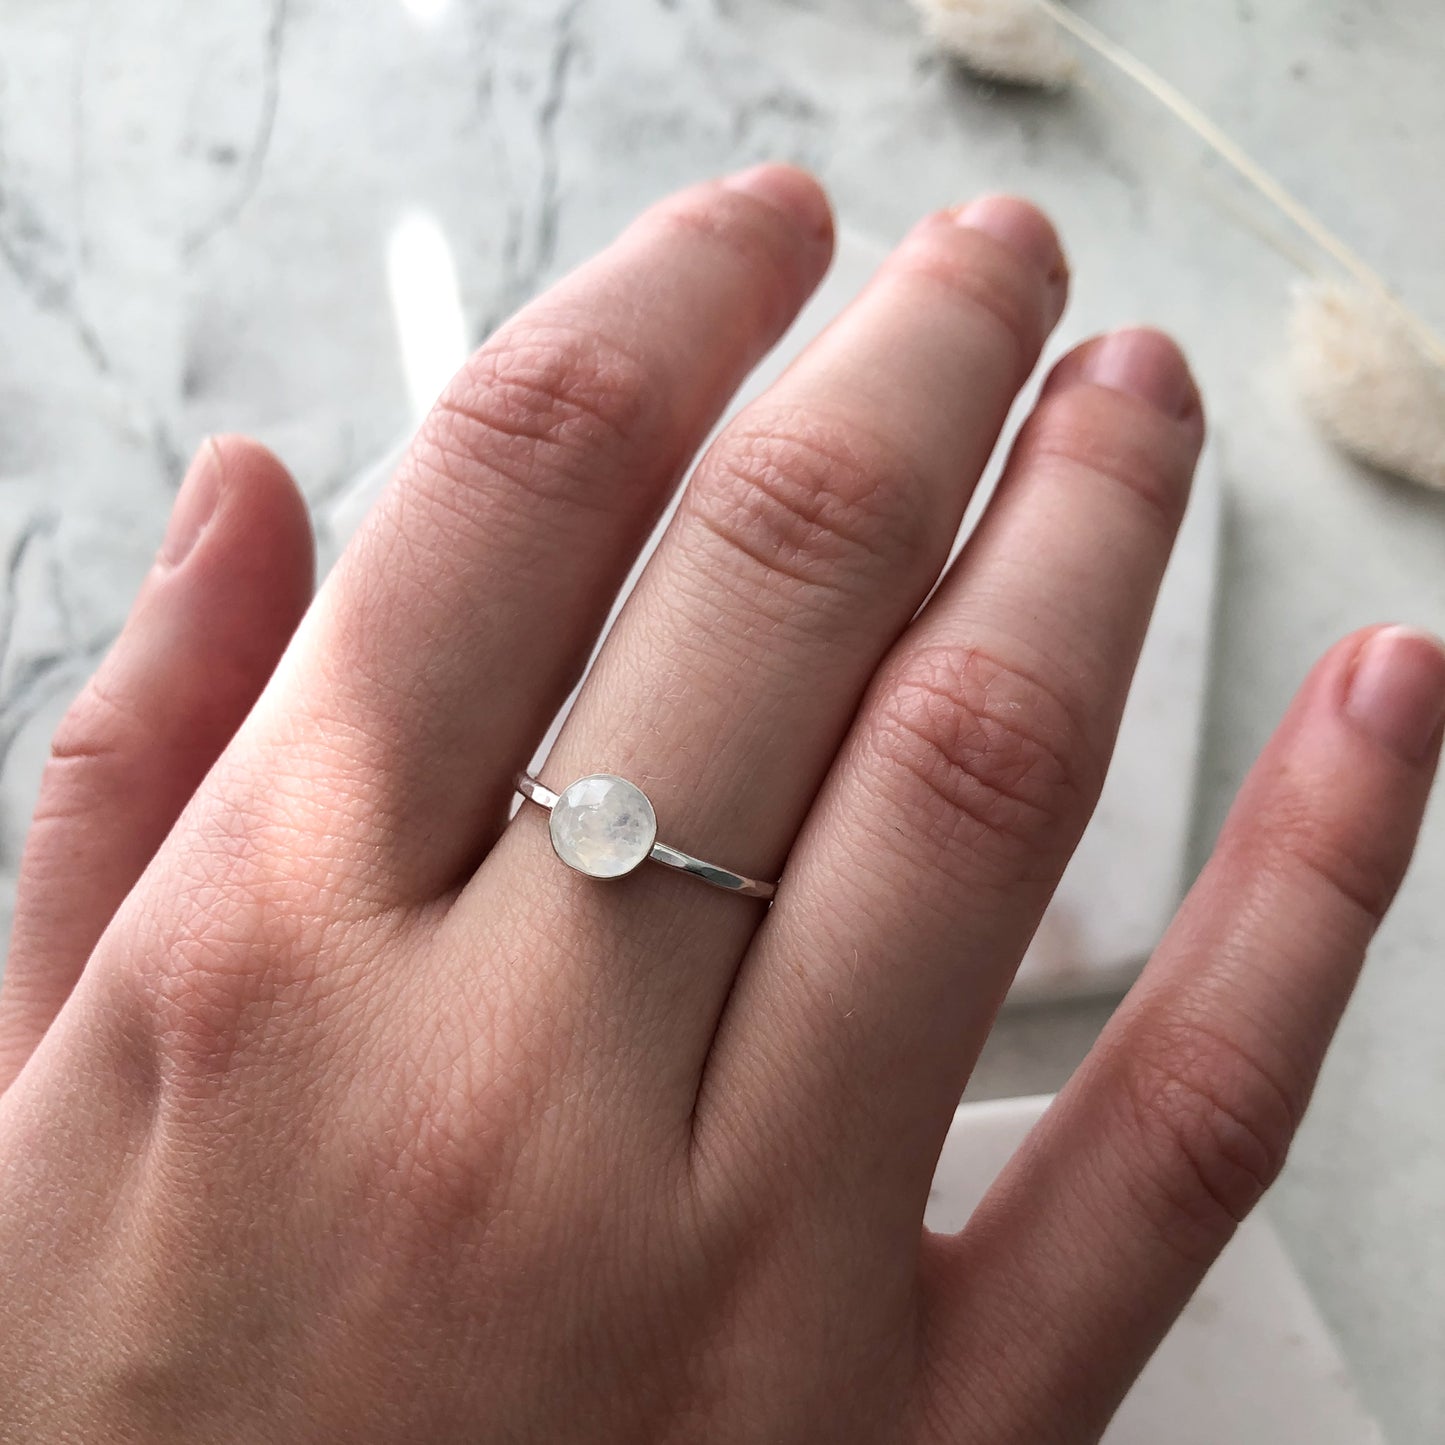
xmin=1292 ymin=283 xmax=1445 ymax=491
xmin=910 ymin=0 xmax=1076 ymax=88
xmin=911 ymin=0 xmax=1445 ymax=489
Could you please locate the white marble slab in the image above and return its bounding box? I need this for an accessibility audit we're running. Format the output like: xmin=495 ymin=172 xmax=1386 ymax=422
xmin=929 ymin=1095 xmax=1383 ymax=1444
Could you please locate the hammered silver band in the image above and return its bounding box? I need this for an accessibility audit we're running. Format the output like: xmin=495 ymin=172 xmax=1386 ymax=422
xmin=516 ymin=773 xmax=776 ymax=900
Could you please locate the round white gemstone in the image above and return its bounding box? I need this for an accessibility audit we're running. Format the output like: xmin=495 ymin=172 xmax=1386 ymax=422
xmin=548 ymin=774 xmax=657 ymax=879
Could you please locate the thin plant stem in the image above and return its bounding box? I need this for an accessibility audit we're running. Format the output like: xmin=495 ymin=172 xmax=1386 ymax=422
xmin=1035 ymin=0 xmax=1445 ymax=366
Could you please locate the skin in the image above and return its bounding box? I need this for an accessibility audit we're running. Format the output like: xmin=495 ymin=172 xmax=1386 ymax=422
xmin=1 ymin=166 xmax=1441 ymax=1444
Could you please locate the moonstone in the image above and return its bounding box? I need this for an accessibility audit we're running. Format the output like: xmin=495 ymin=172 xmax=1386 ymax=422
xmin=548 ymin=774 xmax=657 ymax=879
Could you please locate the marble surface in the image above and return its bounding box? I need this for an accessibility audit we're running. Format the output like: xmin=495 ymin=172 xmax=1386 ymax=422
xmin=2 ymin=0 xmax=1443 ymax=1437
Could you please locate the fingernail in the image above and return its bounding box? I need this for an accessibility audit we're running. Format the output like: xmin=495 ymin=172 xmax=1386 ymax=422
xmin=722 ymin=164 xmax=833 ymax=244
xmin=1344 ymin=626 xmax=1445 ymax=764
xmin=1073 ymin=327 xmax=1199 ymax=420
xmin=949 ymin=194 xmax=1069 ymax=310
xmin=160 ymin=439 xmax=225 ymax=567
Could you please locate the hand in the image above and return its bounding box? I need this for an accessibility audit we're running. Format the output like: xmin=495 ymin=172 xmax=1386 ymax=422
xmin=2 ymin=167 xmax=1440 ymax=1444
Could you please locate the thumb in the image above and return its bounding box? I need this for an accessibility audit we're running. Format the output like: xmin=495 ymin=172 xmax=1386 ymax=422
xmin=0 ymin=436 xmax=314 ymax=1091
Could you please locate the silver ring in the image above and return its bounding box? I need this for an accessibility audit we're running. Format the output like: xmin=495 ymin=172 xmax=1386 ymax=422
xmin=515 ymin=773 xmax=776 ymax=901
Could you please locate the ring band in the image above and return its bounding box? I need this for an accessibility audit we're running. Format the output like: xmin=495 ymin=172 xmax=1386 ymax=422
xmin=515 ymin=773 xmax=776 ymax=901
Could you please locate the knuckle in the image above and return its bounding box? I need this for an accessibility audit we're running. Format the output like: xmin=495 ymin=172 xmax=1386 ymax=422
xmin=365 ymin=1032 xmax=520 ymax=1242
xmin=144 ymin=862 xmax=307 ymax=1015
xmin=47 ymin=674 xmax=142 ymax=767
xmin=1259 ymin=797 xmax=1403 ymax=925
xmin=897 ymin=228 xmax=1051 ymax=376
xmin=1016 ymin=385 xmax=1193 ymax=535
xmin=643 ymin=188 xmax=818 ymax=336
xmin=411 ymin=322 xmax=659 ymax=518
xmin=1116 ymin=1020 xmax=1300 ymax=1258
xmin=36 ymin=675 xmax=146 ymax=819
xmin=867 ymin=645 xmax=1099 ymax=871
xmin=134 ymin=778 xmax=396 ymax=1081
xmin=688 ymin=410 xmax=929 ymax=603
xmin=139 ymin=893 xmax=290 ymax=1082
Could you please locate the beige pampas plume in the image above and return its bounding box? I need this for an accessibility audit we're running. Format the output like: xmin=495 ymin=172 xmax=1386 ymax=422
xmin=1292 ymin=283 xmax=1445 ymax=491
xmin=913 ymin=0 xmax=1445 ymax=490
xmin=908 ymin=0 xmax=1076 ymax=88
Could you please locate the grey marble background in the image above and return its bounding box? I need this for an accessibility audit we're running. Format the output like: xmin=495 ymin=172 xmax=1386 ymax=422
xmin=2 ymin=0 xmax=1442 ymax=1437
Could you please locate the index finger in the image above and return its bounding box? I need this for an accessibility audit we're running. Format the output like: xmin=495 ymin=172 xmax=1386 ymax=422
xmin=166 ymin=167 xmax=834 ymax=911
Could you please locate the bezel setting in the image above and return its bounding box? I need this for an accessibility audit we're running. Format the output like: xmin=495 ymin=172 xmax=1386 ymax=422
xmin=547 ymin=772 xmax=659 ymax=880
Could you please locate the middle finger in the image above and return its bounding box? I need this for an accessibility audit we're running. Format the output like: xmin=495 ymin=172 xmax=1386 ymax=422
xmin=475 ymin=197 xmax=1067 ymax=1101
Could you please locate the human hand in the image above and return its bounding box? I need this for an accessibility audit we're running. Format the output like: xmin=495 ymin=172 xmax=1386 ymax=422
xmin=2 ymin=167 xmax=1440 ymax=1443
